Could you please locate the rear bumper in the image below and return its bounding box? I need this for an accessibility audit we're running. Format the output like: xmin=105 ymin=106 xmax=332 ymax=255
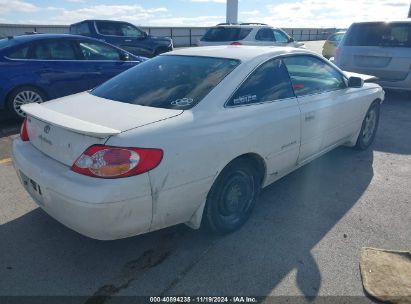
xmin=12 ymin=139 xmax=153 ymax=240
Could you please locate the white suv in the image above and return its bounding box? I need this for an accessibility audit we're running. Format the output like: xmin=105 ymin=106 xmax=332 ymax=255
xmin=197 ymin=23 xmax=305 ymax=48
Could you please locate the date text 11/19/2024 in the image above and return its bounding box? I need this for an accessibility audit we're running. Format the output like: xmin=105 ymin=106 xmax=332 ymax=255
xmin=150 ymin=296 xmax=258 ymax=303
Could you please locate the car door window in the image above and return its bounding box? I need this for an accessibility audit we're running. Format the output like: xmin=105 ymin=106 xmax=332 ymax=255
xmin=283 ymin=55 xmax=346 ymax=96
xmin=227 ymin=59 xmax=294 ymax=106
xmin=78 ymin=41 xmax=121 ymax=61
xmin=256 ymin=28 xmax=275 ymax=42
xmin=8 ymin=45 xmax=30 ymax=59
xmin=96 ymin=21 xmax=143 ymax=38
xmin=33 ymin=41 xmax=77 ymax=60
xmin=273 ymin=30 xmax=289 ymax=43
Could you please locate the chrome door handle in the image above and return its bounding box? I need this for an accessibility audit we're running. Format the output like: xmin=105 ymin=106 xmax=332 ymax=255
xmin=125 ymin=39 xmax=132 ymax=42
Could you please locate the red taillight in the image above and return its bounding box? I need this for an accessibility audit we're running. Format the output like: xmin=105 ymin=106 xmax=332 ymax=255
xmin=335 ymin=47 xmax=340 ymax=61
xmin=71 ymin=145 xmax=163 ymax=179
xmin=20 ymin=117 xmax=29 ymax=142
xmin=230 ymin=42 xmax=242 ymax=46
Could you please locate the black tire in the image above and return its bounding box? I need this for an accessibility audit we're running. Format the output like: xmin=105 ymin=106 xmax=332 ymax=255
xmin=7 ymin=86 xmax=47 ymax=120
xmin=355 ymin=102 xmax=380 ymax=150
xmin=204 ymin=159 xmax=261 ymax=234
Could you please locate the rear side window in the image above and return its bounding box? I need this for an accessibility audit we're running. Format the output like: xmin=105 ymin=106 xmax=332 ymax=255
xmin=32 ymin=40 xmax=77 ymax=60
xmin=91 ymin=55 xmax=240 ymax=110
xmin=201 ymin=27 xmax=252 ymax=42
xmin=227 ymin=59 xmax=294 ymax=107
xmin=328 ymin=33 xmax=344 ymax=42
xmin=345 ymin=22 xmax=411 ymax=47
xmin=8 ymin=45 xmax=30 ymax=59
xmin=283 ymin=55 xmax=346 ymax=96
xmin=70 ymin=23 xmax=91 ymax=36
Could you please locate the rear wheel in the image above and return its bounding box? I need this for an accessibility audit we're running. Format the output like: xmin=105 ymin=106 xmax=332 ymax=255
xmin=204 ymin=159 xmax=261 ymax=234
xmin=7 ymin=86 xmax=46 ymax=120
xmin=355 ymin=102 xmax=380 ymax=150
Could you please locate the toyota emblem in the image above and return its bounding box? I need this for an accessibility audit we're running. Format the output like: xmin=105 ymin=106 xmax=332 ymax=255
xmin=44 ymin=125 xmax=51 ymax=134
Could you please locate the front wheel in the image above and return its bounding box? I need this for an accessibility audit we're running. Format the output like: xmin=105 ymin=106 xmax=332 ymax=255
xmin=7 ymin=86 xmax=46 ymax=120
xmin=355 ymin=102 xmax=380 ymax=150
xmin=203 ymin=160 xmax=260 ymax=234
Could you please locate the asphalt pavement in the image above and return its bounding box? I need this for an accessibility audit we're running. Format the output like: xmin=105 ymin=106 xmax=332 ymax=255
xmin=0 ymin=41 xmax=410 ymax=302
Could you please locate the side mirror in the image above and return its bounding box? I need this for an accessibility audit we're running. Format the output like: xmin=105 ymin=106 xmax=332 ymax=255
xmin=143 ymin=31 xmax=148 ymax=38
xmin=120 ymin=52 xmax=130 ymax=61
xmin=288 ymin=37 xmax=294 ymax=42
xmin=348 ymin=76 xmax=364 ymax=88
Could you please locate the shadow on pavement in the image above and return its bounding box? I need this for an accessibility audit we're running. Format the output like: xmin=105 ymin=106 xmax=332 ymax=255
xmin=373 ymin=90 xmax=411 ymax=155
xmin=0 ymin=146 xmax=374 ymax=299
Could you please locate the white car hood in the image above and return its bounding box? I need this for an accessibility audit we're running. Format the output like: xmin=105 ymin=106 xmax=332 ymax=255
xmin=22 ymin=92 xmax=183 ymax=137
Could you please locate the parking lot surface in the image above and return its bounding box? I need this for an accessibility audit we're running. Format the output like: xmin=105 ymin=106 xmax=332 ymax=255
xmin=0 ymin=41 xmax=410 ymax=302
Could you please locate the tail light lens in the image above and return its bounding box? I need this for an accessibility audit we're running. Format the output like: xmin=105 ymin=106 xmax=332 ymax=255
xmin=20 ymin=117 xmax=29 ymax=142
xmin=71 ymin=145 xmax=163 ymax=179
xmin=231 ymin=42 xmax=242 ymax=46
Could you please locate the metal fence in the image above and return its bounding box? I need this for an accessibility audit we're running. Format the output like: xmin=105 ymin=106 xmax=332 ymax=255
xmin=0 ymin=23 xmax=337 ymax=47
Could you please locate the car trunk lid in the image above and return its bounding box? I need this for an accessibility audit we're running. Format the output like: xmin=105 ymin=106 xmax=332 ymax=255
xmin=22 ymin=92 xmax=183 ymax=166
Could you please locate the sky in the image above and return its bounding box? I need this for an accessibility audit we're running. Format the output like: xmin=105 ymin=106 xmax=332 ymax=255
xmin=0 ymin=0 xmax=410 ymax=28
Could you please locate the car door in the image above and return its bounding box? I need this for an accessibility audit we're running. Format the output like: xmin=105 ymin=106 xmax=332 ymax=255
xmin=282 ymin=55 xmax=357 ymax=164
xmin=30 ymin=39 xmax=91 ymax=98
xmin=226 ymin=58 xmax=300 ymax=184
xmin=74 ymin=39 xmax=138 ymax=89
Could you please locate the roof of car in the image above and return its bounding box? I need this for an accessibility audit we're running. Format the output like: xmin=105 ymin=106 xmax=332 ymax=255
xmin=164 ymin=45 xmax=315 ymax=62
xmin=4 ymin=33 xmax=91 ymax=43
xmin=352 ymin=20 xmax=411 ymax=24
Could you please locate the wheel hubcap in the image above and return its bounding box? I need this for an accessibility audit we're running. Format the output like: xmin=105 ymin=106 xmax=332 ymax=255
xmin=362 ymin=109 xmax=377 ymax=143
xmin=13 ymin=91 xmax=43 ymax=117
xmin=219 ymin=171 xmax=254 ymax=220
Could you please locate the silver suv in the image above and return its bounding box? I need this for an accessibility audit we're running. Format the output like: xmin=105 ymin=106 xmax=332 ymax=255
xmin=197 ymin=23 xmax=305 ymax=48
xmin=334 ymin=20 xmax=411 ymax=91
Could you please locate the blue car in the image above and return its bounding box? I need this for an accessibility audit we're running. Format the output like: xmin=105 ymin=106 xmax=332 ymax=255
xmin=70 ymin=20 xmax=173 ymax=57
xmin=0 ymin=34 xmax=145 ymax=119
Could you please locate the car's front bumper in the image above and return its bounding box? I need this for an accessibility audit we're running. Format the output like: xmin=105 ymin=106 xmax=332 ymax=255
xmin=12 ymin=139 xmax=153 ymax=240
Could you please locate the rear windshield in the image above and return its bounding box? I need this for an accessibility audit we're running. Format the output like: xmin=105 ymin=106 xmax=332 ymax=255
xmin=345 ymin=22 xmax=411 ymax=47
xmin=0 ymin=38 xmax=16 ymax=50
xmin=201 ymin=27 xmax=252 ymax=42
xmin=91 ymin=55 xmax=240 ymax=110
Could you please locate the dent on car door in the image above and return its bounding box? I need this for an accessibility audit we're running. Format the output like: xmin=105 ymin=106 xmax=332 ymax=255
xmin=226 ymin=58 xmax=300 ymax=183
xmin=76 ymin=40 xmax=134 ymax=88
xmin=31 ymin=40 xmax=89 ymax=97
xmin=283 ymin=55 xmax=356 ymax=163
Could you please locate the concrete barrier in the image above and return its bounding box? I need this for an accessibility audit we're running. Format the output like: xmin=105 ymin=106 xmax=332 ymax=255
xmin=0 ymin=23 xmax=337 ymax=47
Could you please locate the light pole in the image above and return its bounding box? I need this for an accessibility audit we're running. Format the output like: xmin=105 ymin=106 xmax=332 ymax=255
xmin=226 ymin=0 xmax=238 ymax=24
xmin=408 ymin=2 xmax=411 ymax=18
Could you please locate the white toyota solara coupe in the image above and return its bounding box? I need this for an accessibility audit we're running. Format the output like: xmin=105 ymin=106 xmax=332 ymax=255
xmin=12 ymin=46 xmax=384 ymax=240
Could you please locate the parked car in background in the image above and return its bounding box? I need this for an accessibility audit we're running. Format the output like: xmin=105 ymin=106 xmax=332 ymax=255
xmin=13 ymin=46 xmax=383 ymax=240
xmin=0 ymin=34 xmax=145 ymax=119
xmin=334 ymin=20 xmax=411 ymax=91
xmin=322 ymin=31 xmax=345 ymax=59
xmin=197 ymin=23 xmax=305 ymax=48
xmin=70 ymin=20 xmax=173 ymax=57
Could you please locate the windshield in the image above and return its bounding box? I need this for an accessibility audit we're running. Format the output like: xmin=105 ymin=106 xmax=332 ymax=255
xmin=91 ymin=55 xmax=240 ymax=110
xmin=201 ymin=27 xmax=252 ymax=42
